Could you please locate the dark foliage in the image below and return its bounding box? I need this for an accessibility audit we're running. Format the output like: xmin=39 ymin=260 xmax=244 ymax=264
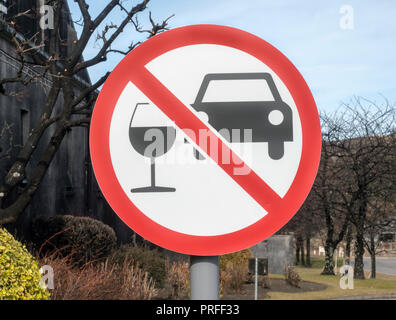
xmin=31 ymin=215 xmax=117 ymax=264
xmin=109 ymin=244 xmax=167 ymax=287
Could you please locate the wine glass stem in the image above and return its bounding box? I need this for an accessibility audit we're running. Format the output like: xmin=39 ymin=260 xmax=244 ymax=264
xmin=151 ymin=158 xmax=156 ymax=187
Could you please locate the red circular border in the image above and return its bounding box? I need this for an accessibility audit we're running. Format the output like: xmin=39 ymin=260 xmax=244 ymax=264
xmin=90 ymin=25 xmax=321 ymax=255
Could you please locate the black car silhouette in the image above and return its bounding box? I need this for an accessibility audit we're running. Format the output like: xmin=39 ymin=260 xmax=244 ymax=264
xmin=190 ymin=73 xmax=293 ymax=160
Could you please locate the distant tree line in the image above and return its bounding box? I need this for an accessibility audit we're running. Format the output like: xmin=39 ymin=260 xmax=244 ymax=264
xmin=284 ymin=97 xmax=395 ymax=279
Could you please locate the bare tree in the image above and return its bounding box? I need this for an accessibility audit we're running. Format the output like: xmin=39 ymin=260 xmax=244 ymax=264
xmin=363 ymin=192 xmax=395 ymax=278
xmin=301 ymin=196 xmax=323 ymax=267
xmin=0 ymin=0 xmax=172 ymax=225
xmin=321 ymin=97 xmax=395 ymax=279
xmin=282 ymin=192 xmax=321 ymax=267
xmin=310 ymin=134 xmax=350 ymax=275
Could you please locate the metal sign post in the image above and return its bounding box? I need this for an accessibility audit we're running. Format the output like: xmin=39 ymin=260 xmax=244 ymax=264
xmin=254 ymin=257 xmax=258 ymax=300
xmin=190 ymin=256 xmax=219 ymax=300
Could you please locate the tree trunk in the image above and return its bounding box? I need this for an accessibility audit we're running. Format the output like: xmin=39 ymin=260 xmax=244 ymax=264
xmin=322 ymin=241 xmax=335 ymax=275
xmin=370 ymin=251 xmax=376 ymax=279
xmin=306 ymin=236 xmax=311 ymax=267
xmin=370 ymin=234 xmax=376 ymax=279
xmin=300 ymin=238 xmax=305 ymax=266
xmin=354 ymin=226 xmax=365 ymax=279
xmin=345 ymin=226 xmax=352 ymax=265
xmin=296 ymin=236 xmax=304 ymax=266
xmin=295 ymin=241 xmax=300 ymax=265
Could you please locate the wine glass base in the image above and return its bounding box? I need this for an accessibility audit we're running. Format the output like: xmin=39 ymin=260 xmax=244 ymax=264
xmin=131 ymin=186 xmax=176 ymax=193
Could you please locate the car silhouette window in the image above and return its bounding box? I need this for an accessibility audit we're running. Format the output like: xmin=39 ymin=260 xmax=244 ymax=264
xmin=193 ymin=73 xmax=282 ymax=106
xmin=202 ymin=79 xmax=275 ymax=103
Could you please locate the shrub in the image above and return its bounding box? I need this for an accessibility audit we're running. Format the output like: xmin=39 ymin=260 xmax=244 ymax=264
xmin=283 ymin=265 xmax=301 ymax=288
xmin=31 ymin=215 xmax=117 ymax=264
xmin=109 ymin=244 xmax=167 ymax=287
xmin=220 ymin=269 xmax=232 ymax=295
xmin=260 ymin=275 xmax=271 ymax=289
xmin=166 ymin=260 xmax=189 ymax=299
xmin=220 ymin=250 xmax=251 ymax=294
xmin=221 ymin=262 xmax=248 ymax=294
xmin=219 ymin=249 xmax=251 ymax=272
xmin=40 ymin=252 xmax=157 ymax=300
xmin=0 ymin=227 xmax=50 ymax=300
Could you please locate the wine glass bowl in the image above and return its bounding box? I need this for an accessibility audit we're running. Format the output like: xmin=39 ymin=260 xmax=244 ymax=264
xmin=129 ymin=126 xmax=176 ymax=158
xmin=129 ymin=103 xmax=176 ymax=193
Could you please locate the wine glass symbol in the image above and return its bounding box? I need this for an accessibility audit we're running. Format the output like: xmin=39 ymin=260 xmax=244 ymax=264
xmin=129 ymin=103 xmax=176 ymax=193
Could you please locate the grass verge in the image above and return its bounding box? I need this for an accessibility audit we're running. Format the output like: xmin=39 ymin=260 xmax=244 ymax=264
xmin=267 ymin=256 xmax=396 ymax=300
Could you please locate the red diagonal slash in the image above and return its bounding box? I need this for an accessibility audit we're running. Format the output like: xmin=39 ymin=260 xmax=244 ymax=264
xmin=129 ymin=66 xmax=283 ymax=212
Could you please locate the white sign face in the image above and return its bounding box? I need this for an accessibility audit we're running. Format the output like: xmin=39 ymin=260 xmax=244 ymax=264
xmin=109 ymin=44 xmax=302 ymax=236
xmin=90 ymin=25 xmax=321 ymax=255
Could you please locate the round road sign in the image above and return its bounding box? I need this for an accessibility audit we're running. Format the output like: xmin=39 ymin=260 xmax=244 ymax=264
xmin=90 ymin=24 xmax=321 ymax=255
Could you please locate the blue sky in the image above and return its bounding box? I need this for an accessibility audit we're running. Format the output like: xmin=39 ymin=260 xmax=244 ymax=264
xmin=68 ymin=0 xmax=396 ymax=112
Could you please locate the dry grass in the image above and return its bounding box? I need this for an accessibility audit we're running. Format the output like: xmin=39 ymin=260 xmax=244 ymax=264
xmin=108 ymin=244 xmax=167 ymax=287
xmin=39 ymin=252 xmax=157 ymax=300
xmin=221 ymin=262 xmax=249 ymax=294
xmin=166 ymin=260 xmax=190 ymax=299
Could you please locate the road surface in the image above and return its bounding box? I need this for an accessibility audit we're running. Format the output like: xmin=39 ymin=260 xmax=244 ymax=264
xmin=362 ymin=257 xmax=396 ymax=276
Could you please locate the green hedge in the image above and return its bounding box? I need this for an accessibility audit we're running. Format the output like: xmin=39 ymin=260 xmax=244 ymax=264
xmin=0 ymin=227 xmax=50 ymax=300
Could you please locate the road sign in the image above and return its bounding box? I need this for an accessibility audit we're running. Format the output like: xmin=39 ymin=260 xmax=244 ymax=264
xmin=90 ymin=24 xmax=321 ymax=255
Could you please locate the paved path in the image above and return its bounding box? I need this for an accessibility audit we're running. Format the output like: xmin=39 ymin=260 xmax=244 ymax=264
xmin=362 ymin=257 xmax=396 ymax=276
xmin=334 ymin=294 xmax=396 ymax=300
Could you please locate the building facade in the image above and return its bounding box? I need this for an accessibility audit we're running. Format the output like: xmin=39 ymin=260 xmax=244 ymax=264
xmin=0 ymin=0 xmax=133 ymax=242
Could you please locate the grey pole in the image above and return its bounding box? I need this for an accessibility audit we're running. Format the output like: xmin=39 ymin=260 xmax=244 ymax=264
xmin=254 ymin=257 xmax=258 ymax=300
xmin=190 ymin=256 xmax=219 ymax=300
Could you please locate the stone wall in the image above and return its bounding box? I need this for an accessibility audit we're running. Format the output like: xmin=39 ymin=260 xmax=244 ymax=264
xmin=251 ymin=234 xmax=294 ymax=274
